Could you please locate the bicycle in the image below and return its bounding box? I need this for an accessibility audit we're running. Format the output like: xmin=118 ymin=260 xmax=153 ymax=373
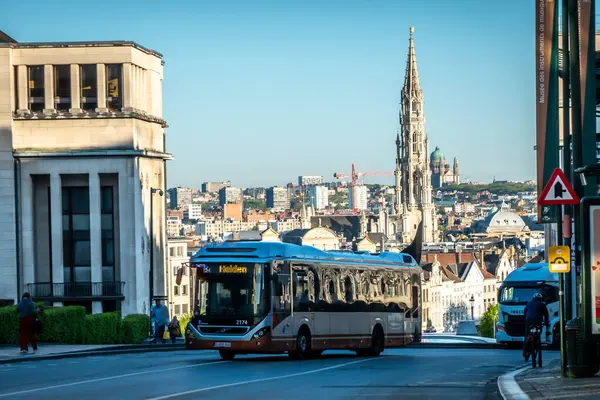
xmin=524 ymin=325 xmax=544 ymax=368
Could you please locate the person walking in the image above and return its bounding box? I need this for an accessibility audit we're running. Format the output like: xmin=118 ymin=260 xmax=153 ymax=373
xmin=151 ymin=300 xmax=169 ymax=344
xmin=16 ymin=293 xmax=38 ymax=355
xmin=167 ymin=317 xmax=181 ymax=344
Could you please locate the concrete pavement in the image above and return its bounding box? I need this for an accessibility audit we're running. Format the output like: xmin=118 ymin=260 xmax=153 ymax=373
xmin=0 ymin=347 xmax=528 ymax=399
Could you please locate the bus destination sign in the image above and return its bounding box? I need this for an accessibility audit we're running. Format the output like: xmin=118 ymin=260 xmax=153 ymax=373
xmin=195 ymin=263 xmax=248 ymax=274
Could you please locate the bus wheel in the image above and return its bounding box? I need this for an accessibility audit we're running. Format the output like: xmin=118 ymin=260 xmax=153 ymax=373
xmin=219 ymin=350 xmax=236 ymax=361
xmin=294 ymin=327 xmax=312 ymax=360
xmin=368 ymin=326 xmax=385 ymax=357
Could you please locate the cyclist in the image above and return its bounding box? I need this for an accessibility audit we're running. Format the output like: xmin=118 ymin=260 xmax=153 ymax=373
xmin=523 ymin=292 xmax=550 ymax=361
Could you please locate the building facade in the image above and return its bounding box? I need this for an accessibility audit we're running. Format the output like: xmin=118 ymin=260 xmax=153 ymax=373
xmin=218 ymin=186 xmax=242 ymax=206
xmin=349 ymin=185 xmax=369 ymax=210
xmin=0 ymin=30 xmax=170 ymax=314
xmin=266 ymin=186 xmax=290 ymax=211
xmin=185 ymin=203 xmax=202 ymax=221
xmin=308 ymin=185 xmax=329 ymax=211
xmin=166 ymin=239 xmax=191 ymax=317
xmin=394 ymin=27 xmax=437 ymax=243
xmin=168 ymin=187 xmax=192 ymax=209
xmin=202 ymin=181 xmax=230 ymax=193
xmin=298 ymin=175 xmax=324 ymax=186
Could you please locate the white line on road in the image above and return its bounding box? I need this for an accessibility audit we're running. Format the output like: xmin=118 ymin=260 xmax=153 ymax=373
xmin=0 ymin=360 xmax=227 ymax=398
xmin=147 ymin=358 xmax=377 ymax=400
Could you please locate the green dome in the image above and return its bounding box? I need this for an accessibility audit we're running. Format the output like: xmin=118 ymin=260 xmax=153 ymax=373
xmin=430 ymin=146 xmax=444 ymax=162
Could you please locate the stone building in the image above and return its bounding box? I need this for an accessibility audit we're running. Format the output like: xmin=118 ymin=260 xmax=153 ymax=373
xmin=0 ymin=30 xmax=170 ymax=314
xmin=430 ymin=146 xmax=460 ymax=188
xmin=394 ymin=27 xmax=437 ymax=244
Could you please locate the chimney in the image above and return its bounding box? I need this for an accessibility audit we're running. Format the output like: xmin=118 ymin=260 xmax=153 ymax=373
xmin=480 ymin=249 xmax=485 ymax=270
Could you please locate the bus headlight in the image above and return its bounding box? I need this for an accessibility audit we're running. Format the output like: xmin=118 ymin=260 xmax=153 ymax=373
xmin=252 ymin=327 xmax=270 ymax=340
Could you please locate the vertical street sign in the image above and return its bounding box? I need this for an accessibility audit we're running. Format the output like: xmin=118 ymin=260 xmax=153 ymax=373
xmin=581 ymin=198 xmax=600 ymax=338
xmin=536 ymin=0 xmax=560 ymax=223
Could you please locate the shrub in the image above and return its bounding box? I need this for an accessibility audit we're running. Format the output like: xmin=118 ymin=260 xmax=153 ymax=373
xmin=121 ymin=314 xmax=150 ymax=344
xmin=0 ymin=306 xmax=19 ymax=345
xmin=479 ymin=303 xmax=499 ymax=338
xmin=39 ymin=306 xmax=86 ymax=344
xmin=84 ymin=312 xmax=122 ymax=344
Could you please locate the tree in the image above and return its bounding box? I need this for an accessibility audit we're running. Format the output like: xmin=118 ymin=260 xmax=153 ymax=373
xmin=478 ymin=303 xmax=499 ymax=338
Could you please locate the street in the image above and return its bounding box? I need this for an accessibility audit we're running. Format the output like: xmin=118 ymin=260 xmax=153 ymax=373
xmin=0 ymin=347 xmax=553 ymax=399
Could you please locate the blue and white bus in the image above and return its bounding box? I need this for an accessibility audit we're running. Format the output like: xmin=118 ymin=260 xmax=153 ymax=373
xmin=496 ymin=263 xmax=559 ymax=348
xmin=184 ymin=241 xmax=423 ymax=360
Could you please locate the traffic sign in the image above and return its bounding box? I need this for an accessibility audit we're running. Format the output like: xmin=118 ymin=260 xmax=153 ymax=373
xmin=549 ymin=245 xmax=571 ymax=273
xmin=538 ymin=168 xmax=579 ymax=206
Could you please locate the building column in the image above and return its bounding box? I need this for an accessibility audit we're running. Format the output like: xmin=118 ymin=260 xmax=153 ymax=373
xmin=69 ymin=64 xmax=82 ymax=114
xmin=50 ymin=173 xmax=64 ymax=307
xmin=96 ymin=64 xmax=108 ymax=114
xmin=122 ymin=63 xmax=133 ymax=112
xmin=89 ymin=173 xmax=103 ymax=314
xmin=17 ymin=65 xmax=29 ymax=114
xmin=43 ymin=65 xmax=55 ymax=115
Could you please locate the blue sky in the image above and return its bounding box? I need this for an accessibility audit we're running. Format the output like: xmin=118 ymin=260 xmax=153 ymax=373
xmin=2 ymin=0 xmax=536 ymax=188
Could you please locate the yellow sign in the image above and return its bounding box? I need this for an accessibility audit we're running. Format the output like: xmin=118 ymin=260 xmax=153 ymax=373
xmin=549 ymin=246 xmax=570 ymax=273
xmin=219 ymin=265 xmax=247 ymax=274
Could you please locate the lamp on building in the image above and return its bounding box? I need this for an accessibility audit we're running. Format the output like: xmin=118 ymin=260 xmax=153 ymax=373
xmin=149 ymin=187 xmax=164 ymax=331
xmin=469 ymin=294 xmax=475 ymax=320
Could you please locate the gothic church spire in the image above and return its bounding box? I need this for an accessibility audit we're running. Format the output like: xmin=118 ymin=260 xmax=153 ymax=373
xmin=402 ymin=26 xmax=421 ymax=97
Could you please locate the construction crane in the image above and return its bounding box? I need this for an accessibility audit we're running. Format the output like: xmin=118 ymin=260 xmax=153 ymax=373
xmin=333 ymin=163 xmax=394 ymax=214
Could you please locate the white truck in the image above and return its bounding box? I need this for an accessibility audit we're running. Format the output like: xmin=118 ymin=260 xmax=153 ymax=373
xmin=496 ymin=262 xmax=559 ymax=348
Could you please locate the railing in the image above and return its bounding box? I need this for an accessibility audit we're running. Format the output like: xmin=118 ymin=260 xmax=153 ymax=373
xmin=26 ymin=282 xmax=125 ymax=299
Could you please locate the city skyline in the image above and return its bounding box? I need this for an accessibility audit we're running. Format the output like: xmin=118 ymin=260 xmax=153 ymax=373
xmin=2 ymin=0 xmax=536 ymax=188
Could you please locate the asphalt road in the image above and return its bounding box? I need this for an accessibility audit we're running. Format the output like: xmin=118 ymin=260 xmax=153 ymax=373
xmin=0 ymin=347 xmax=558 ymax=399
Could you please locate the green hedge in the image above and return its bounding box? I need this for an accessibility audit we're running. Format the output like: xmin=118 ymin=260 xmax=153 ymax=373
xmin=0 ymin=305 xmax=150 ymax=345
xmin=0 ymin=306 xmax=19 ymax=345
xmin=83 ymin=312 xmax=123 ymax=344
xmin=121 ymin=314 xmax=151 ymax=344
xmin=39 ymin=306 xmax=86 ymax=344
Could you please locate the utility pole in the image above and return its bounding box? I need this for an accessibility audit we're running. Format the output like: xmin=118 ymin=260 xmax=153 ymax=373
xmin=149 ymin=187 xmax=164 ymax=335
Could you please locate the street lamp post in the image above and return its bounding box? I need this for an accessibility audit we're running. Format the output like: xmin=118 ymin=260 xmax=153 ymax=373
xmin=149 ymin=187 xmax=164 ymax=331
xmin=469 ymin=295 xmax=475 ymax=320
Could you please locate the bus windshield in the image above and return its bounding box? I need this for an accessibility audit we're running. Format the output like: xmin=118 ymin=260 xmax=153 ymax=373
xmin=499 ymin=286 xmax=540 ymax=305
xmin=195 ymin=262 xmax=269 ymax=319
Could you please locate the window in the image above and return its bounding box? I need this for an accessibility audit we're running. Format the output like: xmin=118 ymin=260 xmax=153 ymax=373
xmin=28 ymin=66 xmax=44 ymax=112
xmin=106 ymin=64 xmax=122 ymax=111
xmin=101 ymin=187 xmax=115 ymax=282
xmin=54 ymin=65 xmax=71 ymax=111
xmin=62 ymin=187 xmax=91 ymax=283
xmin=175 ymin=305 xmax=181 ymax=315
xmin=176 ymin=246 xmax=183 ymax=257
xmin=80 ymin=65 xmax=97 ymax=111
xmin=182 ymin=304 xmax=188 ymax=314
xmin=174 ymin=286 xmax=179 ymax=296
xmin=182 ymin=285 xmax=187 ymax=295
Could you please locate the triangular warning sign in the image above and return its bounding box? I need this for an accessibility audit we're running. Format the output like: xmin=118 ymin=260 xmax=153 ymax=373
xmin=538 ymin=168 xmax=580 ymax=206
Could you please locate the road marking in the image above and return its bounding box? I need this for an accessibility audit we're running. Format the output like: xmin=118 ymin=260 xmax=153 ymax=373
xmin=147 ymin=358 xmax=376 ymax=400
xmin=0 ymin=361 xmax=227 ymax=398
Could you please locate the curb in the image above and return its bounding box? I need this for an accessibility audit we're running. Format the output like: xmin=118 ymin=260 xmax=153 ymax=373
xmin=497 ymin=365 xmax=531 ymax=400
xmin=0 ymin=344 xmax=186 ymax=364
xmin=409 ymin=343 xmax=508 ymax=349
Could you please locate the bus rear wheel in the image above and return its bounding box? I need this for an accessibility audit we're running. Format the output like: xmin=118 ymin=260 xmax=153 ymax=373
xmin=219 ymin=350 xmax=236 ymax=360
xmin=357 ymin=326 xmax=384 ymax=357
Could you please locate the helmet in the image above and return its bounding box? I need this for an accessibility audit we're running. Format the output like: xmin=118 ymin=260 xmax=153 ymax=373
xmin=533 ymin=293 xmax=543 ymax=299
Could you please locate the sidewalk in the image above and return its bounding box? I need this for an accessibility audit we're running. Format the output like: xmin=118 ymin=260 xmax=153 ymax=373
xmin=0 ymin=340 xmax=185 ymax=364
xmin=501 ymin=358 xmax=600 ymax=399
